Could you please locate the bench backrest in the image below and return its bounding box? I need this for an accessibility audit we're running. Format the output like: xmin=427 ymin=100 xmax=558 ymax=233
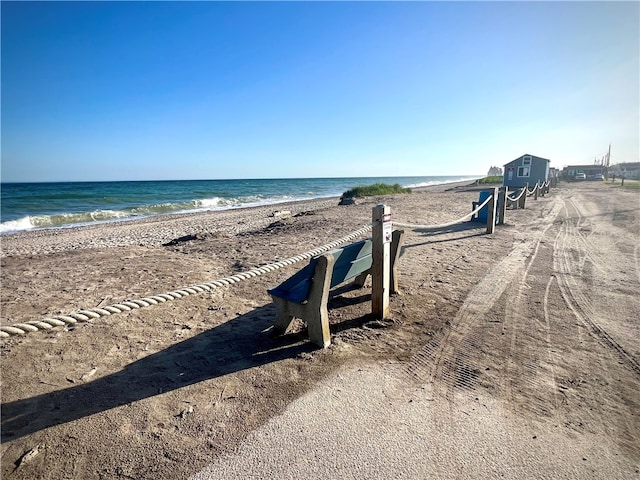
xmin=328 ymin=238 xmax=372 ymax=288
xmin=268 ymin=239 xmax=373 ymax=304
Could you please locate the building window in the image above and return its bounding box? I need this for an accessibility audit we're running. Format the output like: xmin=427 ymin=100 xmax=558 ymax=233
xmin=517 ymin=166 xmax=530 ymax=177
xmin=522 ymin=156 xmax=532 ymax=166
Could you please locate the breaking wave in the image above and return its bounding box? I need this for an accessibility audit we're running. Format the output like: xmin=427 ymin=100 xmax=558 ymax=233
xmin=0 ymin=194 xmax=312 ymax=233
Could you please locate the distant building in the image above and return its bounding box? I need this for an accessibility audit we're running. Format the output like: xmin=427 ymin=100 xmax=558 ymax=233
xmin=487 ymin=166 xmax=503 ymax=176
xmin=503 ymin=154 xmax=550 ymax=189
xmin=562 ymin=165 xmax=607 ymax=180
xmin=610 ymin=162 xmax=640 ymax=180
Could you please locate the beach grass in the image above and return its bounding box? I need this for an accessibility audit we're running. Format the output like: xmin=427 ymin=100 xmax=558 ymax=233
xmin=342 ymin=183 xmax=412 ymax=198
xmin=475 ymin=175 xmax=503 ymax=184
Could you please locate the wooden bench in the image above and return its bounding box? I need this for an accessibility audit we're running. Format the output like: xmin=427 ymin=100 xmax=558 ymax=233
xmin=268 ymin=230 xmax=404 ymax=348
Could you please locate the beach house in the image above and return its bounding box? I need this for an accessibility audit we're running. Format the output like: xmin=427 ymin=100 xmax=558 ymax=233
xmin=503 ymin=154 xmax=550 ymax=189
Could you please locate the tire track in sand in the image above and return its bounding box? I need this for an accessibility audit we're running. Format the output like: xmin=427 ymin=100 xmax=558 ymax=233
xmin=500 ymin=220 xmax=562 ymax=420
xmin=554 ymin=196 xmax=640 ymax=377
xmin=400 ymin=200 xmax=563 ymax=403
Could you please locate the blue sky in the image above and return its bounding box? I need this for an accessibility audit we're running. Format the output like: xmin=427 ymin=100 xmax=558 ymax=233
xmin=2 ymin=1 xmax=638 ymax=182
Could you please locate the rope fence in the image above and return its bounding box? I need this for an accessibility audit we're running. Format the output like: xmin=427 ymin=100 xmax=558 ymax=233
xmin=507 ymin=181 xmax=549 ymax=206
xmin=393 ymin=194 xmax=493 ymax=230
xmin=0 ymin=224 xmax=373 ymax=338
xmin=1 ymin=179 xmax=554 ymax=340
xmin=506 ymin=187 xmax=526 ymax=202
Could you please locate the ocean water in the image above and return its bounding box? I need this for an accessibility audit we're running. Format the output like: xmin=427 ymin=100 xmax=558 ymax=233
xmin=0 ymin=176 xmax=479 ymax=234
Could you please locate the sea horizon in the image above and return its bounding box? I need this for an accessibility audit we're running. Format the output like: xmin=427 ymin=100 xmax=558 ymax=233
xmin=1 ymin=175 xmax=481 ymax=234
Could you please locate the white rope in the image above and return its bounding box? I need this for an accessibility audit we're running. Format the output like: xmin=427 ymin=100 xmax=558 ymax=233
xmin=526 ymin=184 xmax=538 ymax=196
xmin=0 ymin=224 xmax=373 ymax=339
xmin=394 ymin=195 xmax=493 ymax=230
xmin=506 ymin=188 xmax=526 ymax=202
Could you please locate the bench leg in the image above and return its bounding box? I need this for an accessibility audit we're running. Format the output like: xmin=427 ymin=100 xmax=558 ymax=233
xmin=353 ymin=271 xmax=370 ymax=287
xmin=305 ymin=255 xmax=334 ymax=348
xmin=306 ymin=303 xmax=331 ymax=348
xmin=271 ymin=294 xmax=329 ymax=347
xmin=271 ymin=255 xmax=334 ymax=348
xmin=271 ymin=296 xmax=295 ymax=334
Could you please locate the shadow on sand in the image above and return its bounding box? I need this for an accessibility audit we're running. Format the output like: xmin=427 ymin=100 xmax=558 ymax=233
xmin=1 ymin=306 xmax=311 ymax=443
xmin=1 ymin=291 xmax=373 ymax=444
xmin=402 ymin=221 xmax=487 ymax=249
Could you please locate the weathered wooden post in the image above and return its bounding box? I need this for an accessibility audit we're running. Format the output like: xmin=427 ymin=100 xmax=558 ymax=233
xmin=486 ymin=187 xmax=498 ymax=234
xmin=534 ymin=182 xmax=539 ymax=200
xmin=519 ymin=183 xmax=528 ymax=209
xmin=372 ymin=204 xmax=391 ymax=318
xmin=497 ymin=186 xmax=507 ymax=225
xmin=621 ymin=176 xmax=625 ymax=186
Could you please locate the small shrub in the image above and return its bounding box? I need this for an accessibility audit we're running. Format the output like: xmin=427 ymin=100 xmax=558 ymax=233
xmin=476 ymin=176 xmax=503 ymax=184
xmin=342 ymin=183 xmax=412 ymax=199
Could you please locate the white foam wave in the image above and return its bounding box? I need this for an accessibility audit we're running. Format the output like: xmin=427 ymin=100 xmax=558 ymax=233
xmin=193 ymin=197 xmax=232 ymax=209
xmin=0 ymin=210 xmax=136 ymax=234
xmin=405 ymin=177 xmax=481 ymax=189
xmin=0 ymin=216 xmax=36 ymax=233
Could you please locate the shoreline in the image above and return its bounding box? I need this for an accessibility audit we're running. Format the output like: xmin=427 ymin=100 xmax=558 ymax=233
xmin=0 ymin=179 xmax=476 ymax=257
xmin=0 ymin=177 xmax=483 ymax=236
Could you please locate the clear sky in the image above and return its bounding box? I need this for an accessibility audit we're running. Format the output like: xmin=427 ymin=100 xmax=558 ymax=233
xmin=1 ymin=1 xmax=638 ymax=182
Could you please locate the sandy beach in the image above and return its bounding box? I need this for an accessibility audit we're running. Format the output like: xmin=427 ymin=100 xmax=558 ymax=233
xmin=1 ymin=180 xmax=639 ymax=479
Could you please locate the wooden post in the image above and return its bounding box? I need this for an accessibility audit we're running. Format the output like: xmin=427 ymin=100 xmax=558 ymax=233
xmin=486 ymin=187 xmax=498 ymax=234
xmin=372 ymin=204 xmax=391 ymax=318
xmin=519 ymin=183 xmax=528 ymax=209
xmin=497 ymin=186 xmax=507 ymax=225
xmin=621 ymin=176 xmax=625 ymax=186
xmin=534 ymin=182 xmax=539 ymax=200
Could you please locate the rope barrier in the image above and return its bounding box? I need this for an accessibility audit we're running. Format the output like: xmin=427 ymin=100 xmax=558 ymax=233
xmin=2 ymin=181 xmax=553 ymax=340
xmin=394 ymin=194 xmax=493 ymax=230
xmin=506 ymin=188 xmax=526 ymax=202
xmin=0 ymin=224 xmax=373 ymax=339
